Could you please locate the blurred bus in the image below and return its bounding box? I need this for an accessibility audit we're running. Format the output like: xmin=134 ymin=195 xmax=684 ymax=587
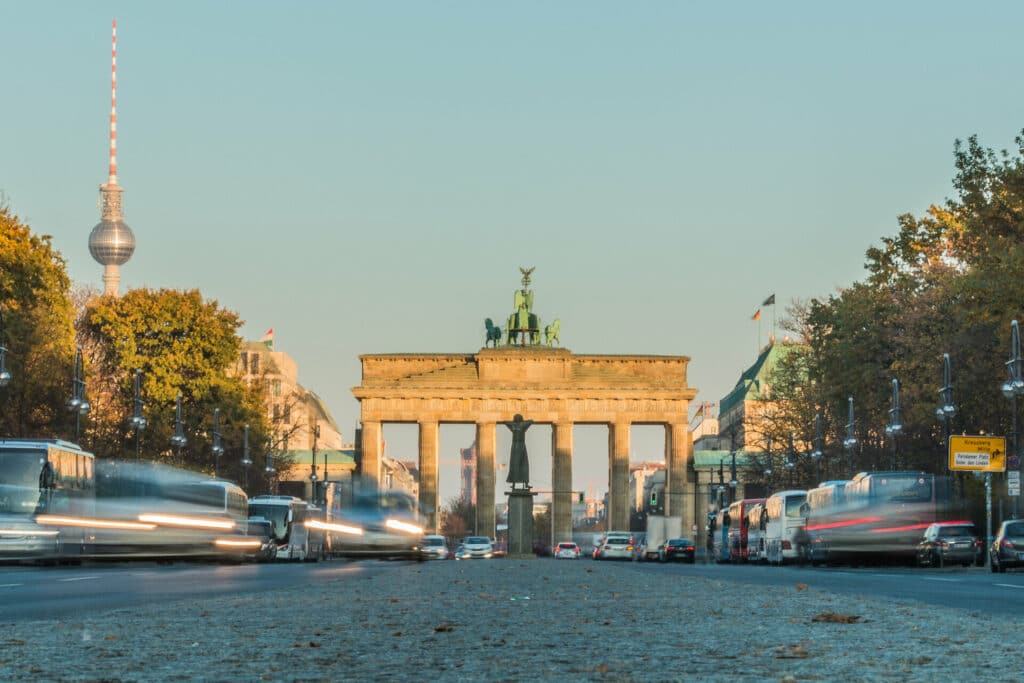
xmin=0 ymin=439 xmax=95 ymax=562
xmin=805 ymin=480 xmax=850 ymax=565
xmin=805 ymin=471 xmax=950 ymax=565
xmin=745 ymin=502 xmax=767 ymax=563
xmin=763 ymin=490 xmax=807 ymax=565
xmin=248 ymin=495 xmax=321 ymax=561
xmin=726 ymin=497 xmax=765 ymax=563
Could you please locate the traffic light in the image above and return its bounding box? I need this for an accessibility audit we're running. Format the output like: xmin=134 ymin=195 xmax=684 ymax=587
xmin=578 ymin=491 xmax=584 ymax=504
xmin=650 ymin=492 xmax=657 ymax=506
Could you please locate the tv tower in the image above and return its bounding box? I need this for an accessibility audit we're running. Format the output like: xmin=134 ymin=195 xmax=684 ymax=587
xmin=88 ymin=19 xmax=135 ymax=296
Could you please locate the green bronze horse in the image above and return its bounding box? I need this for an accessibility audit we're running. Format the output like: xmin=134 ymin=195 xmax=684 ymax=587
xmin=484 ymin=318 xmax=502 ymax=347
xmin=544 ymin=318 xmax=561 ymax=347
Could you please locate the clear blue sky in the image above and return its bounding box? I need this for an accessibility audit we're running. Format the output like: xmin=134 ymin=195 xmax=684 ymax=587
xmin=4 ymin=2 xmax=1023 ymax=502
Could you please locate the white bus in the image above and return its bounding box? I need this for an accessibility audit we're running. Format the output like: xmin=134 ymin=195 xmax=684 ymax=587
xmin=764 ymin=489 xmax=808 ymax=565
xmin=746 ymin=502 xmax=767 ymax=563
xmin=0 ymin=439 xmax=95 ymax=562
xmin=248 ymin=495 xmax=321 ymax=561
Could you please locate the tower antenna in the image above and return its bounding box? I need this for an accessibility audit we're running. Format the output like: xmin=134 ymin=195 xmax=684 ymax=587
xmin=109 ymin=18 xmax=118 ymax=186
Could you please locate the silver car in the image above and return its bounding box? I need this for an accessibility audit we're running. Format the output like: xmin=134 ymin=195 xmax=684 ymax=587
xmin=421 ymin=534 xmax=450 ymax=560
xmin=457 ymin=536 xmax=494 ymax=559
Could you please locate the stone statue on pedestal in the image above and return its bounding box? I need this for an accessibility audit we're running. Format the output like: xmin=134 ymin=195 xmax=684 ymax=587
xmin=503 ymin=414 xmax=534 ymax=489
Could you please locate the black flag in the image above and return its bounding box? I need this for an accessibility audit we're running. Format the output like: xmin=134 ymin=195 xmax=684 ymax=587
xmin=762 ymin=294 xmax=776 ymax=306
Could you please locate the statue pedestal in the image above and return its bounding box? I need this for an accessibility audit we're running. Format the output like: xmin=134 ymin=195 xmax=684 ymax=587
xmin=506 ymin=488 xmax=536 ymax=559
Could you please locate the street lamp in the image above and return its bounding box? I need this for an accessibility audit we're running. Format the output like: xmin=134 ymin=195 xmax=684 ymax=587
xmin=884 ymin=378 xmax=903 ymax=470
xmin=786 ymin=431 xmax=796 ymax=488
xmin=843 ymin=396 xmax=858 ymax=476
xmin=936 ymin=353 xmax=957 ymax=491
xmin=1001 ymin=320 xmax=1024 ymax=517
xmin=310 ymin=423 xmax=321 ymax=505
xmin=0 ymin=305 xmax=11 ymax=388
xmin=241 ymin=423 xmax=252 ymax=491
xmin=128 ymin=369 xmax=146 ymax=458
xmin=264 ymin=441 xmax=276 ymax=493
xmin=66 ymin=346 xmax=90 ymax=441
xmin=170 ymin=392 xmax=187 ymax=464
xmin=811 ymin=407 xmax=824 ymax=484
xmin=211 ymin=407 xmax=224 ymax=478
xmin=764 ymin=436 xmax=773 ymax=480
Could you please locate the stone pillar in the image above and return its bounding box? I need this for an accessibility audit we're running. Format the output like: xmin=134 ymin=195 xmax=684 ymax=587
xmin=359 ymin=420 xmax=382 ymax=494
xmin=419 ymin=421 xmax=439 ymax=533
xmin=551 ymin=422 xmax=574 ymax=543
xmin=475 ymin=422 xmax=496 ymax=539
xmin=665 ymin=422 xmax=695 ymax=536
xmin=608 ymin=422 xmax=630 ymax=530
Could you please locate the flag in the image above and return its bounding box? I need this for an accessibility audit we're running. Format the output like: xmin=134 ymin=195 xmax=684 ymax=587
xmin=752 ymin=309 xmax=761 ymax=321
xmin=259 ymin=328 xmax=274 ymax=349
xmin=762 ymin=294 xmax=776 ymax=306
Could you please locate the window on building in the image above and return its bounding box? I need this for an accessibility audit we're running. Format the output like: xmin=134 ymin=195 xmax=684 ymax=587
xmin=240 ymin=352 xmax=248 ymax=374
xmin=283 ymin=404 xmax=291 ymax=423
xmin=273 ymin=404 xmax=281 ymax=423
xmin=250 ymin=354 xmax=260 ymax=375
xmin=272 ymin=380 xmax=282 ymax=397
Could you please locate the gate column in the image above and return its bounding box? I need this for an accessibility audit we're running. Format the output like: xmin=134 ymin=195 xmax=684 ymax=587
xmin=419 ymin=420 xmax=439 ymax=533
xmin=551 ymin=422 xmax=574 ymax=544
xmin=665 ymin=422 xmax=694 ymax=533
xmin=608 ymin=421 xmax=630 ymax=530
xmin=359 ymin=420 xmax=382 ymax=494
xmin=475 ymin=422 xmax=496 ymax=539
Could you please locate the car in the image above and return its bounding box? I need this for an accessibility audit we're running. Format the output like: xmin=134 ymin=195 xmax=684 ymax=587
xmin=421 ymin=534 xmax=451 ymax=560
xmin=457 ymin=536 xmax=494 ymax=559
xmin=322 ymin=491 xmax=424 ymax=560
xmin=245 ymin=518 xmax=278 ymax=563
xmin=659 ymin=538 xmax=696 ymax=563
xmin=916 ymin=522 xmax=983 ymax=568
xmin=597 ymin=532 xmax=634 ymax=560
xmin=554 ymin=541 xmax=581 ymax=559
xmin=990 ymin=519 xmax=1024 ymax=573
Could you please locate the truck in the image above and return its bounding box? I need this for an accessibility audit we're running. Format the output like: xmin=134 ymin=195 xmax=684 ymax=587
xmin=642 ymin=515 xmax=682 ymax=561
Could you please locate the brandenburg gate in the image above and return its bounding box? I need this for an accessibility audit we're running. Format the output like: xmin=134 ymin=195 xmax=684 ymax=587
xmin=351 ymin=270 xmax=698 ymax=541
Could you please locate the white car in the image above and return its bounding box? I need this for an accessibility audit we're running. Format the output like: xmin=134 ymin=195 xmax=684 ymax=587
xmin=597 ymin=532 xmax=634 ymax=560
xmin=554 ymin=541 xmax=581 ymax=559
xmin=421 ymin=534 xmax=451 ymax=560
xmin=457 ymin=536 xmax=494 ymax=559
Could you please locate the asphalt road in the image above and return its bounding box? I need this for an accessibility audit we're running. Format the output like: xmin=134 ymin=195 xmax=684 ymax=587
xmin=0 ymin=560 xmax=408 ymax=622
xmin=625 ymin=558 xmax=1024 ymax=617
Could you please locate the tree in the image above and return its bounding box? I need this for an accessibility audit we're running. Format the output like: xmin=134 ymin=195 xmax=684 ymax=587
xmin=0 ymin=206 xmax=76 ymax=437
xmin=79 ymin=288 xmax=270 ymax=480
xmin=440 ymin=496 xmax=475 ymax=541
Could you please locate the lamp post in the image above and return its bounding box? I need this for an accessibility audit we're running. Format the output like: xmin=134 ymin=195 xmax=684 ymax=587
xmin=66 ymin=346 xmax=90 ymax=442
xmin=764 ymin=436 xmax=774 ymax=483
xmin=936 ymin=353 xmax=957 ymax=494
xmin=884 ymin=378 xmax=903 ymax=471
xmin=1002 ymin=320 xmax=1024 ymax=518
xmin=843 ymin=396 xmax=858 ymax=476
xmin=170 ymin=392 xmax=187 ymax=465
xmin=786 ymin=431 xmax=796 ymax=488
xmin=0 ymin=304 xmax=11 ymax=388
xmin=717 ymin=458 xmax=726 ymax=508
xmin=811 ymin=407 xmax=824 ymax=486
xmin=128 ymin=369 xmax=146 ymax=458
xmin=211 ymin=407 xmax=224 ymax=478
xmin=310 ymin=423 xmax=320 ymax=505
xmin=264 ymin=441 xmax=276 ymax=493
xmin=241 ymin=423 xmax=252 ymax=491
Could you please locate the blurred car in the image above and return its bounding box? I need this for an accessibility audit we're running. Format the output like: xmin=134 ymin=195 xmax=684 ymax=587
xmin=990 ymin=519 xmax=1024 ymax=573
xmin=597 ymin=532 xmax=634 ymax=560
xmin=457 ymin=536 xmax=494 ymax=559
xmin=245 ymin=518 xmax=277 ymax=563
xmin=554 ymin=541 xmax=581 ymax=559
xmin=659 ymin=538 xmax=696 ymax=563
xmin=916 ymin=521 xmax=983 ymax=568
xmin=320 ymin=491 xmax=424 ymax=560
xmin=421 ymin=534 xmax=451 ymax=560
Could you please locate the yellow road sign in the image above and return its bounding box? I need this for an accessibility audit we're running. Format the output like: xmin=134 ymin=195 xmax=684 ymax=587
xmin=948 ymin=435 xmax=1006 ymax=472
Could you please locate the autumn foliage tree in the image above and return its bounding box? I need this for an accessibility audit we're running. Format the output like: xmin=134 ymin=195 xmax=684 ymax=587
xmin=79 ymin=288 xmax=270 ymax=480
xmin=0 ymin=207 xmax=76 ymax=437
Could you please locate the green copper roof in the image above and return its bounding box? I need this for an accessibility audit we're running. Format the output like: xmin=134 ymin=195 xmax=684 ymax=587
xmin=718 ymin=342 xmax=796 ymax=416
xmin=281 ymin=449 xmax=356 ymax=468
xmin=693 ymin=450 xmax=762 ymax=468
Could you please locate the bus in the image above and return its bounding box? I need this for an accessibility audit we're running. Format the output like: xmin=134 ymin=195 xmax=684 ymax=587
xmin=0 ymin=439 xmax=95 ymax=562
xmin=805 ymin=471 xmax=950 ymax=565
xmin=726 ymin=498 xmax=765 ymax=563
xmin=805 ymin=480 xmax=850 ymax=565
xmin=745 ymin=502 xmax=767 ymax=563
xmin=248 ymin=495 xmax=321 ymax=561
xmin=763 ymin=490 xmax=807 ymax=565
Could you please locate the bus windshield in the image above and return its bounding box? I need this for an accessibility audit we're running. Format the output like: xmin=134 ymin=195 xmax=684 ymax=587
xmin=249 ymin=504 xmax=290 ymax=542
xmin=785 ymin=495 xmax=808 ymax=518
xmin=0 ymin=449 xmax=48 ymax=515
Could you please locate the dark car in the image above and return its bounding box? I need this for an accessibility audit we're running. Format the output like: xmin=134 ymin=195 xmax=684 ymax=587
xmin=660 ymin=538 xmax=696 ymax=563
xmin=990 ymin=519 xmax=1024 ymax=573
xmin=245 ymin=518 xmax=277 ymax=563
xmin=916 ymin=522 xmax=982 ymax=568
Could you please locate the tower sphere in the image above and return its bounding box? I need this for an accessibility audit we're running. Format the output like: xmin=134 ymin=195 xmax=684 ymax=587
xmin=89 ymin=219 xmax=136 ymax=265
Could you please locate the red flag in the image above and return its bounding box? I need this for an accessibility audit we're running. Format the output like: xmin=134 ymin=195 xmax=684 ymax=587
xmin=752 ymin=309 xmax=761 ymax=321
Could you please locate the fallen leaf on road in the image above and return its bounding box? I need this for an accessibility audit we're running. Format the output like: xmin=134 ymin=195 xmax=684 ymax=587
xmin=796 ymin=583 xmax=808 ymax=591
xmin=811 ymin=612 xmax=860 ymax=624
xmin=595 ymin=664 xmax=608 ymax=673
xmin=392 ymin=632 xmax=402 ymax=637
xmin=104 ymin=635 xmax=117 ymax=641
xmin=389 ymin=598 xmax=399 ymax=603
xmin=774 ymin=645 xmax=810 ymax=659
xmin=434 ymin=624 xmax=455 ymax=632
xmin=478 ymin=593 xmax=492 ymax=599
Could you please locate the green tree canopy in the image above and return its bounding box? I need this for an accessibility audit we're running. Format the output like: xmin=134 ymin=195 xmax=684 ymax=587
xmin=0 ymin=207 xmax=76 ymax=436
xmin=80 ymin=288 xmax=270 ymax=482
